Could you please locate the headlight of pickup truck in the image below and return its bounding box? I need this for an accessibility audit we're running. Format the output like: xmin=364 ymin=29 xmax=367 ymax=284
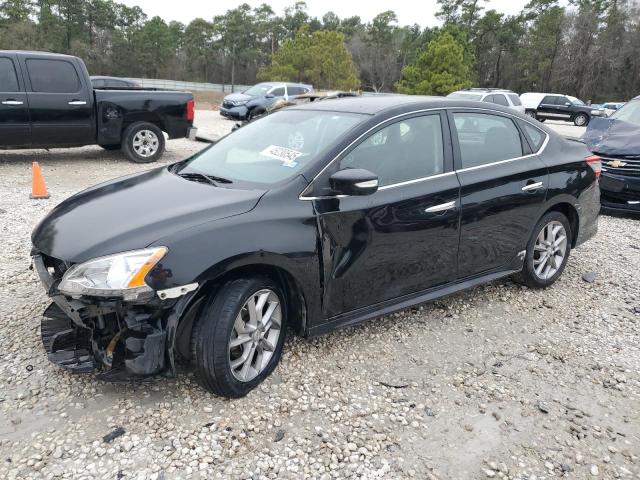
xmin=58 ymin=247 xmax=167 ymax=299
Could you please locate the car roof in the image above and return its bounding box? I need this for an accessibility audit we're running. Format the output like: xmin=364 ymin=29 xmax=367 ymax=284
xmin=289 ymin=95 xmax=523 ymax=116
xmin=1 ymin=50 xmax=78 ymax=59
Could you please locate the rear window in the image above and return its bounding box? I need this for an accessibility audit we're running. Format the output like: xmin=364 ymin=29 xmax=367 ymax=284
xmin=447 ymin=92 xmax=483 ymax=101
xmin=508 ymin=94 xmax=522 ymax=106
xmin=27 ymin=59 xmax=81 ymax=93
xmin=0 ymin=57 xmax=20 ymax=92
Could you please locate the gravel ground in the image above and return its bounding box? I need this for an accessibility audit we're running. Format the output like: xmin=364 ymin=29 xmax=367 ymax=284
xmin=0 ymin=111 xmax=638 ymax=479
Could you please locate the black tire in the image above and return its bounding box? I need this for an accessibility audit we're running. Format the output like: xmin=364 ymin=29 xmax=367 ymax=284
xmin=515 ymin=211 xmax=572 ymax=289
xmin=121 ymin=121 xmax=165 ymax=163
xmin=192 ymin=276 xmax=287 ymax=397
xmin=525 ymin=110 xmax=537 ymax=119
xmin=573 ymin=113 xmax=589 ymax=127
xmin=538 ymin=118 xmax=546 ymax=123
xmin=100 ymin=144 xmax=120 ymax=151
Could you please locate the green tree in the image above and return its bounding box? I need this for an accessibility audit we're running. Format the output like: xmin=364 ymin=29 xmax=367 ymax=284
xmin=395 ymin=31 xmax=473 ymax=95
xmin=259 ymin=27 xmax=360 ymax=90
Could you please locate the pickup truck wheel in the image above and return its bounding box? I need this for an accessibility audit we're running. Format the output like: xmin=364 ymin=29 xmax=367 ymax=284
xmin=122 ymin=122 xmax=165 ymax=163
xmin=100 ymin=144 xmax=120 ymax=151
xmin=192 ymin=276 xmax=287 ymax=397
xmin=515 ymin=211 xmax=572 ymax=289
xmin=573 ymin=113 xmax=589 ymax=127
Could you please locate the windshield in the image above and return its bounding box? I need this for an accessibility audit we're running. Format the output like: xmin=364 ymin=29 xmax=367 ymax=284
xmin=243 ymin=83 xmax=274 ymax=96
xmin=177 ymin=110 xmax=366 ymax=186
xmin=611 ymin=100 xmax=640 ymax=126
xmin=447 ymin=92 xmax=483 ymax=101
xmin=568 ymin=96 xmax=585 ymax=106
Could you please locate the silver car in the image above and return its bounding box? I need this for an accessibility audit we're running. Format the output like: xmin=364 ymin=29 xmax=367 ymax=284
xmin=447 ymin=88 xmax=525 ymax=114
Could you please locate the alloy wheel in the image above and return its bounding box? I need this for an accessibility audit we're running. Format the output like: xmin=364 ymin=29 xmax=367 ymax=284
xmin=228 ymin=289 xmax=282 ymax=382
xmin=575 ymin=115 xmax=587 ymax=126
xmin=533 ymin=221 xmax=567 ymax=280
xmin=132 ymin=130 xmax=159 ymax=158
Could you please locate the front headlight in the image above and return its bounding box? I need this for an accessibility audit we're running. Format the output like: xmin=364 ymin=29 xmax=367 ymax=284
xmin=58 ymin=247 xmax=167 ymax=299
xmin=232 ymin=100 xmax=248 ymax=106
xmin=591 ymin=110 xmax=602 ymax=115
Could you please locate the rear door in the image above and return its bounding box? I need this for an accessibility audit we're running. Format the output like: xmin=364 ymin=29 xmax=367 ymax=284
xmin=0 ymin=54 xmax=30 ymax=147
xmin=449 ymin=109 xmax=549 ymax=278
xmin=20 ymin=55 xmax=94 ymax=146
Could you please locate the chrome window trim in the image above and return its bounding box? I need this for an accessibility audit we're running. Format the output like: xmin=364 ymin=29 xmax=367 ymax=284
xmin=298 ymin=106 xmax=550 ymax=200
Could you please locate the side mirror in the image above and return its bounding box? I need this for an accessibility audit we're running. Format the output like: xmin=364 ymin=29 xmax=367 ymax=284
xmin=329 ymin=168 xmax=379 ymax=196
xmin=564 ymin=102 xmax=571 ymax=106
xmin=265 ymin=93 xmax=274 ymax=99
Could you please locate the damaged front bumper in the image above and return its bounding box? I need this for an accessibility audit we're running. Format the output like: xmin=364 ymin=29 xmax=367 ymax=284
xmin=33 ymin=252 xmax=196 ymax=381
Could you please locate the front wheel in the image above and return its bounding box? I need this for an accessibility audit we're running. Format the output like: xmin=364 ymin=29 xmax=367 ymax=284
xmin=192 ymin=277 xmax=287 ymax=397
xmin=515 ymin=211 xmax=572 ymax=289
xmin=525 ymin=110 xmax=537 ymax=119
xmin=574 ymin=113 xmax=589 ymax=127
xmin=122 ymin=121 xmax=165 ymax=163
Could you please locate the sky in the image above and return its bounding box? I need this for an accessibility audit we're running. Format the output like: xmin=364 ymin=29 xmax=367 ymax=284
xmin=119 ymin=0 xmax=530 ymax=27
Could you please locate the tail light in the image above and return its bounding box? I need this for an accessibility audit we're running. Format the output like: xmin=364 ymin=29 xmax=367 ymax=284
xmin=585 ymin=155 xmax=601 ymax=179
xmin=186 ymin=99 xmax=195 ymax=122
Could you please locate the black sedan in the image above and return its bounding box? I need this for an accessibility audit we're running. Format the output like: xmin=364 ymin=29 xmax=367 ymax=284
xmin=31 ymin=96 xmax=600 ymax=397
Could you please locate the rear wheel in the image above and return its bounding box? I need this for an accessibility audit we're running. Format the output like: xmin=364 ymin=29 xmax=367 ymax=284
xmin=574 ymin=113 xmax=589 ymax=127
xmin=516 ymin=211 xmax=572 ymax=288
xmin=122 ymin=121 xmax=165 ymax=163
xmin=192 ymin=276 xmax=287 ymax=397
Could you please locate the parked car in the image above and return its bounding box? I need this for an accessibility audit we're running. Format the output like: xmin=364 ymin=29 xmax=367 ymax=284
xmin=520 ymin=92 xmax=605 ymax=126
xmin=32 ymin=96 xmax=600 ymax=397
xmin=583 ymin=95 xmax=640 ymax=215
xmin=0 ymin=51 xmax=196 ymax=162
xmin=220 ymin=82 xmax=313 ymax=120
xmin=447 ymin=88 xmax=525 ymax=114
xmin=90 ymin=76 xmax=141 ymax=89
xmin=601 ymin=102 xmax=625 ymax=117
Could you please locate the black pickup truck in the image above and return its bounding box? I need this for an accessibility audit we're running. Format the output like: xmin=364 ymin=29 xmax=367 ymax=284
xmin=0 ymin=51 xmax=197 ymax=163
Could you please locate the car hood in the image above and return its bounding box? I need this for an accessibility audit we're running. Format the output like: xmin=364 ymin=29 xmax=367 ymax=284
xmin=584 ymin=117 xmax=640 ymax=156
xmin=224 ymin=92 xmax=254 ymax=102
xmin=32 ymin=167 xmax=265 ymax=263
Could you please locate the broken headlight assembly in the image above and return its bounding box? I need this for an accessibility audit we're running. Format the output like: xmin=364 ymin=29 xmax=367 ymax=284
xmin=58 ymin=247 xmax=167 ymax=300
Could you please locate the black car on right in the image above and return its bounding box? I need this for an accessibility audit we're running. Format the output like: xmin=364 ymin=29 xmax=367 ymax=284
xmin=584 ymin=95 xmax=640 ymax=216
xmin=521 ymin=92 xmax=606 ymax=126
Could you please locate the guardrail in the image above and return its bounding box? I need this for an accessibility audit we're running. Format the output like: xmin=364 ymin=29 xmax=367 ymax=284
xmin=126 ymin=78 xmax=251 ymax=93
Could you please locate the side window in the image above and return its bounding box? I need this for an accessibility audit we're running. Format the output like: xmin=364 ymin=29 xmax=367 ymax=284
xmin=92 ymin=79 xmax=105 ymax=88
xmin=0 ymin=57 xmax=20 ymax=92
xmin=493 ymin=94 xmax=509 ymax=106
xmin=482 ymin=95 xmax=494 ymax=103
xmin=518 ymin=120 xmax=546 ymax=152
xmin=288 ymin=86 xmax=303 ymax=95
xmin=508 ymin=94 xmax=522 ymax=106
xmin=339 ymin=114 xmax=444 ymax=187
xmin=26 ymin=59 xmax=81 ymax=93
xmin=453 ymin=112 xmax=523 ymax=169
xmin=557 ymin=96 xmax=570 ymax=106
xmin=541 ymin=95 xmax=557 ymax=105
xmin=270 ymin=87 xmax=285 ymax=97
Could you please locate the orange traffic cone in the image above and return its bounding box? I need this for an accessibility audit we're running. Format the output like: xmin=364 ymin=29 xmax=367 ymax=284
xmin=30 ymin=162 xmax=50 ymax=199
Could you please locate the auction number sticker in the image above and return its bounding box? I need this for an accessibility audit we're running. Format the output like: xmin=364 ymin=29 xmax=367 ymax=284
xmin=261 ymin=144 xmax=303 ymax=167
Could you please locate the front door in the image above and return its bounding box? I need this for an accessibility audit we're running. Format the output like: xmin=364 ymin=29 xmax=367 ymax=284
xmin=20 ymin=55 xmax=94 ymax=146
xmin=449 ymin=110 xmax=549 ymax=278
xmin=0 ymin=54 xmax=30 ymax=147
xmin=310 ymin=112 xmax=461 ymax=317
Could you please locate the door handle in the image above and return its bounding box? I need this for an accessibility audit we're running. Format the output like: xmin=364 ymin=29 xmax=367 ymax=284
xmin=2 ymin=100 xmax=23 ymax=105
xmin=68 ymin=100 xmax=87 ymax=105
xmin=425 ymin=200 xmax=456 ymax=213
xmin=522 ymin=181 xmax=544 ymax=191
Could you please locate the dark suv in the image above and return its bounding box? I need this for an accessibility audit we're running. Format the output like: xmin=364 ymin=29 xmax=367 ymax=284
xmin=521 ymin=93 xmax=605 ymax=126
xmin=220 ymin=82 xmax=313 ymax=121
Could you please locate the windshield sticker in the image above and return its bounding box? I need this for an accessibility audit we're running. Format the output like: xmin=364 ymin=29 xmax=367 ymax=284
xmin=261 ymin=145 xmax=302 ymax=167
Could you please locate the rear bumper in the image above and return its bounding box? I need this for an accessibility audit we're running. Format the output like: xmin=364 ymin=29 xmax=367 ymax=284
xmin=33 ymin=253 xmax=175 ymax=379
xmin=187 ymin=126 xmax=198 ymax=141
